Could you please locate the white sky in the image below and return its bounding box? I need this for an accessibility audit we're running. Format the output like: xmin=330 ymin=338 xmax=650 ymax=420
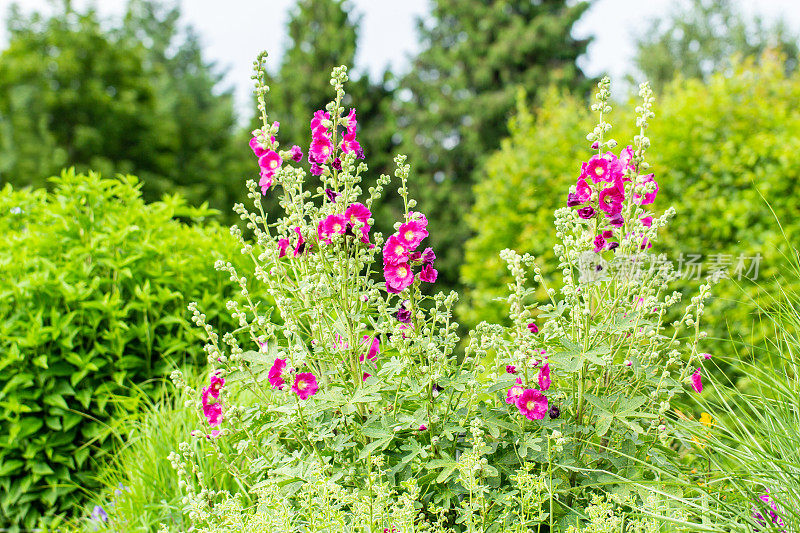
xmin=1 ymin=0 xmax=799 ymax=119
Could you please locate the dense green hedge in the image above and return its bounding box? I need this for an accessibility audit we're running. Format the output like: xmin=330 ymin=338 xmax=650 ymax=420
xmin=461 ymin=57 xmax=800 ymax=350
xmin=0 ymin=171 xmax=250 ymax=527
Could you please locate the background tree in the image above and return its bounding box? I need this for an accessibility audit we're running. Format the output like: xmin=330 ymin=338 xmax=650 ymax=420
xmin=0 ymin=0 xmax=246 ymax=212
xmin=634 ymin=0 xmax=799 ymax=91
xmin=397 ymin=0 xmax=592 ymax=289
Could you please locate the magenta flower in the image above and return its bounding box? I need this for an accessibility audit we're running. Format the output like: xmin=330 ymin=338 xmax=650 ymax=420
xmin=620 ymin=145 xmax=635 ymax=173
xmin=310 ymin=162 xmax=323 ymax=176
xmin=249 ymin=136 xmax=268 ymax=157
xmin=407 ymin=211 xmax=429 ymax=227
xmin=203 ymin=402 xmax=223 ymax=427
xmin=278 ymin=238 xmax=290 ymax=258
xmin=293 ymin=227 xmax=307 ymax=256
xmin=527 ymin=323 xmax=538 ymax=334
xmin=634 ymin=174 xmax=659 ymax=205
xmin=340 ymin=131 xmax=361 ymax=154
xmin=538 ymin=363 xmax=551 ymax=392
xmin=360 ymin=335 xmax=380 ymax=362
xmin=383 ymin=234 xmax=410 ymax=265
xmin=344 ymin=108 xmax=358 ymax=135
xmin=289 ymin=145 xmax=303 ymax=162
xmin=581 ymin=153 xmax=623 ymax=184
xmin=395 ymin=302 xmax=412 ymax=323
xmin=691 ymin=368 xmax=703 ymax=393
xmin=506 ymin=365 xmax=517 ymax=374
xmin=578 ymin=206 xmax=595 ymax=219
xmin=506 ymin=378 xmax=525 ymax=405
xmin=318 ymin=213 xmax=347 ymax=244
xmin=419 ymin=247 xmax=436 ymax=264
xmin=310 ymin=137 xmax=333 ymax=165
xmin=292 ymin=372 xmax=319 ymax=400
xmin=396 ymin=220 xmax=428 ymax=250
xmin=209 ymin=374 xmax=225 ymax=397
xmin=598 ymin=182 xmax=625 ymax=215
xmin=310 ymin=110 xmax=330 ymax=131
xmin=268 ymin=358 xmax=288 ymax=390
xmin=324 ymin=188 xmax=340 ymax=202
xmin=576 ymin=178 xmax=592 ymax=203
xmin=516 ymin=389 xmax=548 ymax=420
xmin=385 ymin=262 xmax=414 ymax=293
xmin=753 ymin=490 xmax=786 ymax=531
xmin=419 ymin=264 xmax=438 ymax=283
xmin=345 ymin=202 xmax=371 ymax=242
xmin=640 ymin=216 xmax=653 ymax=227
xmin=259 ymin=170 xmax=274 ymax=195
xmin=593 ymin=234 xmax=607 ymax=253
xmin=259 ymin=150 xmax=282 ymax=174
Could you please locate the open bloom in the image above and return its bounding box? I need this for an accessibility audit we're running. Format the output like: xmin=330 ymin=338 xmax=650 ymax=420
xmin=385 ymin=262 xmax=414 ymax=293
xmin=516 ymin=388 xmax=548 ymax=420
xmin=289 ymin=145 xmax=303 ymax=162
xmin=383 ymin=234 xmax=409 ymax=265
xmin=419 ymin=264 xmax=438 ymax=283
xmin=581 ymin=153 xmax=623 ymax=184
xmin=292 ymin=372 xmax=319 ymax=400
xmin=506 ymin=377 xmax=524 ymax=405
xmin=691 ymin=368 xmax=703 ymax=393
xmin=318 ymin=214 xmax=347 ymax=244
xmin=203 ymin=402 xmax=223 ymax=427
xmin=268 ymin=358 xmax=288 ymax=390
xmin=258 ymin=150 xmax=282 ymax=174
xmin=538 ymin=363 xmax=551 ymax=391
xmin=396 ymin=220 xmax=428 ymax=249
xmin=345 ymin=202 xmax=371 ymax=242
xmin=249 ymin=136 xmax=268 ymax=157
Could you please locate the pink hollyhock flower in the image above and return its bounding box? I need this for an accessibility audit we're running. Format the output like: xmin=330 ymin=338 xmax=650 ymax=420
xmin=332 ymin=334 xmax=350 ymax=351
xmin=593 ymin=234 xmax=607 ymax=253
xmin=691 ymin=368 xmax=703 ymax=393
xmin=345 ymin=202 xmax=370 ymax=228
xmin=385 ymin=262 xmax=414 ymax=293
xmin=753 ymin=490 xmax=786 ymax=531
xmin=340 ymin=131 xmax=361 ymax=154
xmin=259 ymin=171 xmax=274 ymax=195
xmin=397 ymin=220 xmax=428 ymax=249
xmin=278 ymin=238 xmax=290 ymax=258
xmin=394 ymin=302 xmax=412 ymax=323
xmin=581 ymin=153 xmax=623 ymax=184
xmin=407 ymin=211 xmax=428 ymax=227
xmin=207 ymin=429 xmax=221 ymax=439
xmin=620 ymin=145 xmax=635 ymax=174
xmin=292 ymin=372 xmax=319 ymax=400
xmin=528 ymin=323 xmax=538 ymax=334
xmin=634 ymin=174 xmax=659 ymax=205
xmin=602 ymin=230 xmax=614 ymax=238
xmin=578 ymin=206 xmax=595 ymax=219
xmin=310 ymin=110 xmax=330 ymax=131
xmin=310 ymin=162 xmax=323 ymax=176
xmin=344 ymin=108 xmax=358 ymax=135
xmin=362 ymin=372 xmax=371 ymax=381
xmin=249 ymin=136 xmax=268 ymax=157
xmin=324 ymin=188 xmax=340 ymax=202
xmin=506 ymin=365 xmax=517 ymax=374
xmin=538 ymin=363 xmax=551 ymax=391
xmin=641 ymin=216 xmax=653 ymax=227
xmin=599 ymin=182 xmax=625 ymax=215
xmin=268 ymin=358 xmax=288 ymax=390
xmin=701 ymin=352 xmax=712 ymax=360
xmin=293 ymin=227 xmax=307 ymax=256
xmin=289 ymin=145 xmax=303 ymax=162
xmin=383 ymin=234 xmax=410 ymax=265
xmin=318 ymin=213 xmax=347 ymax=244
xmin=576 ymin=179 xmax=592 ymax=202
xmin=506 ymin=377 xmax=524 ymax=405
xmin=418 ymin=424 xmax=427 ymax=431
xmin=258 ymin=150 xmax=282 ymax=174
xmin=516 ymin=389 xmax=548 ymax=420
xmin=310 ymin=137 xmax=333 ymax=165
xmin=203 ymin=402 xmax=223 ymax=427
xmin=419 ymin=264 xmax=438 ymax=283
xmin=360 ymin=335 xmax=380 ymax=362
xmin=208 ymin=374 xmax=225 ymax=398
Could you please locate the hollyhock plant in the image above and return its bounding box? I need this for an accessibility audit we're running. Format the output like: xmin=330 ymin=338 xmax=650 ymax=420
xmin=170 ymin=63 xmax=718 ymax=531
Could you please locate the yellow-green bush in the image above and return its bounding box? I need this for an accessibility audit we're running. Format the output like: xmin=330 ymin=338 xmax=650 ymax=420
xmin=461 ymin=57 xmax=799 ymax=348
xmin=0 ymin=171 xmax=253 ymax=527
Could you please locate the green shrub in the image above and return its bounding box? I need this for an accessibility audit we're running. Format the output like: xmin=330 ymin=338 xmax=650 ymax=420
xmin=461 ymin=57 xmax=800 ymax=352
xmin=0 ymin=170 xmax=252 ymax=527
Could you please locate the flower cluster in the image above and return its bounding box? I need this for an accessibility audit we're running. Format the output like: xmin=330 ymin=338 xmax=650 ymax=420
xmin=382 ymin=212 xmax=437 ymax=293
xmin=567 ymin=145 xmax=659 ymax=252
xmin=308 ymin=107 xmax=363 ymax=176
xmin=200 ymin=373 xmax=224 ymax=438
xmin=318 ymin=202 xmax=372 ymax=245
xmin=504 ymin=326 xmax=554 ymax=421
xmin=268 ymin=357 xmax=318 ymax=401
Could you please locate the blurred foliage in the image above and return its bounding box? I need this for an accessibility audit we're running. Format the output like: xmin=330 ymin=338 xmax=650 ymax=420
xmin=397 ymin=0 xmax=593 ymax=289
xmin=634 ymin=0 xmax=799 ymax=91
xmin=0 ymin=171 xmax=256 ymax=528
xmin=0 ymin=0 xmax=248 ymax=213
xmin=461 ymin=56 xmax=800 ymax=356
